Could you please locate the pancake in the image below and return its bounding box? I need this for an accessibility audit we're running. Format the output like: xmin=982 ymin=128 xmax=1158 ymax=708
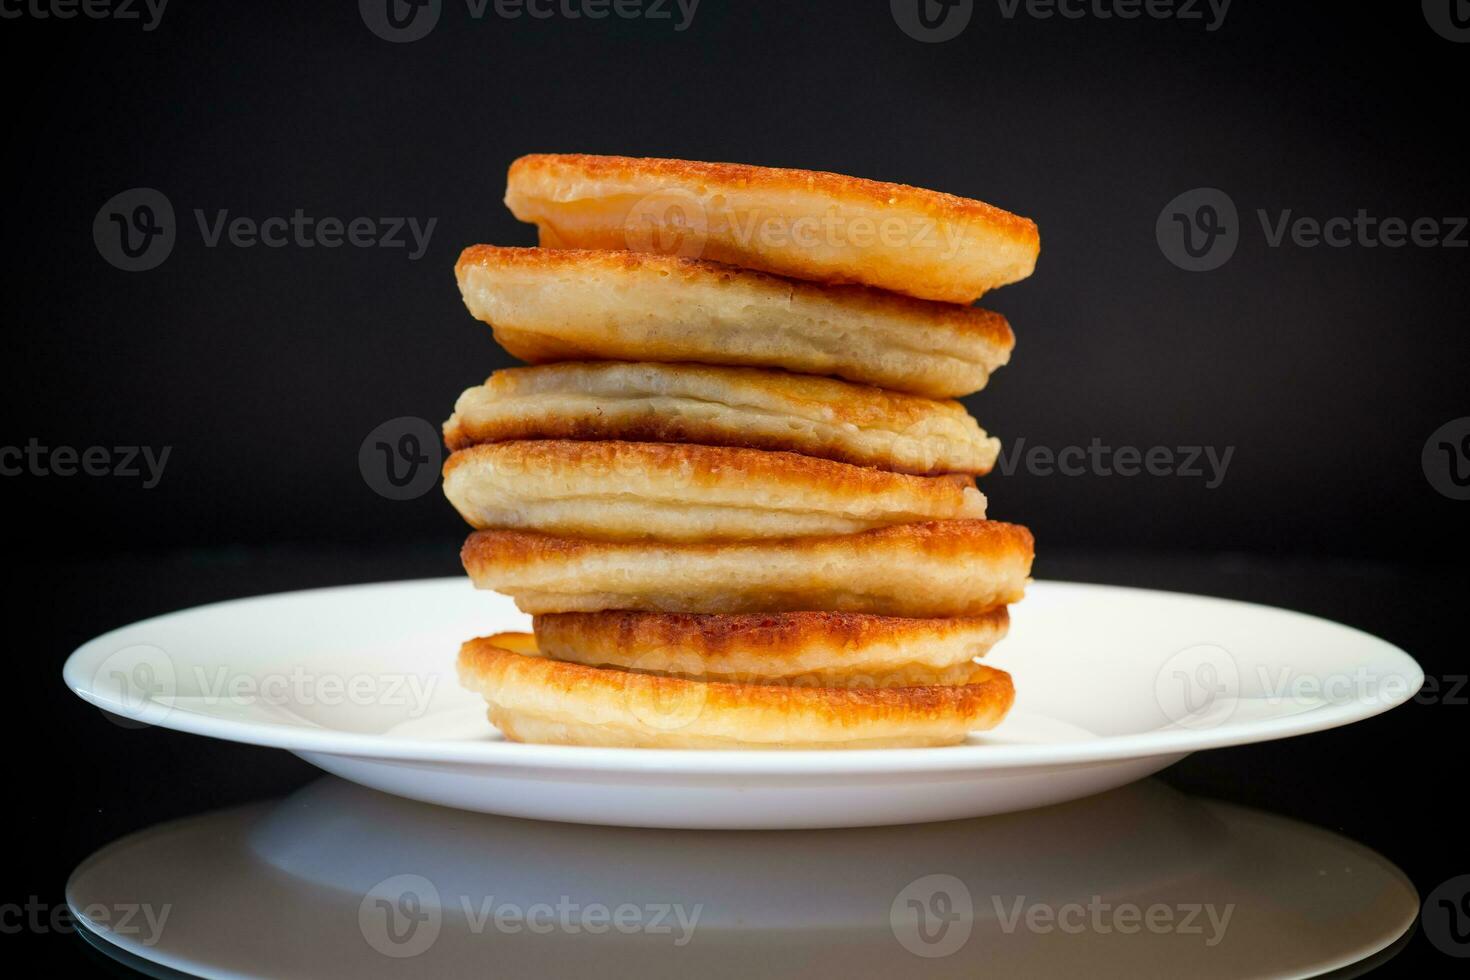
xmin=532 ymin=608 xmax=1011 ymax=685
xmin=442 ymin=441 xmax=986 ymax=541
xmin=443 ymin=361 xmax=1001 ymax=476
xmin=458 ymin=633 xmax=1015 ymax=749
xmin=455 ymin=246 xmax=1013 ymax=398
xmin=503 ymin=154 xmax=1039 ymax=303
xmin=461 ymin=520 xmax=1034 ymax=616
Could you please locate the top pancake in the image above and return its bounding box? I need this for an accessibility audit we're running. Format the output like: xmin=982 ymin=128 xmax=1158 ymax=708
xmin=504 ymin=154 xmax=1039 ymax=303
xmin=455 ymin=246 xmax=1014 ymax=398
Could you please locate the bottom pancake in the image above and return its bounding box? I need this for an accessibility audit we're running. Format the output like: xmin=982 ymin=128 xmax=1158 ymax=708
xmin=457 ymin=633 xmax=1015 ymax=749
xmin=531 ymin=609 xmax=1009 ymax=685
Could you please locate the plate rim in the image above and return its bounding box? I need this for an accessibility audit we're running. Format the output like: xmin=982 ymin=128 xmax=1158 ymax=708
xmin=62 ymin=576 xmax=1424 ymax=776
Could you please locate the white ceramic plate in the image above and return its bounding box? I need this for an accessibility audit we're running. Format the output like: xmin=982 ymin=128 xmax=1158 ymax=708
xmin=62 ymin=578 xmax=1422 ymax=829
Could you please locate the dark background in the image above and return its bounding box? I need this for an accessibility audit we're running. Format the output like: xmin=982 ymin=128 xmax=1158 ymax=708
xmin=4 ymin=1 xmax=1467 ymax=976
xmin=4 ymin=0 xmax=1467 ymax=560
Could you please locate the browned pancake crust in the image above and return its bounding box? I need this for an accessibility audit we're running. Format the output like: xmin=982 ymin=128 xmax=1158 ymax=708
xmin=460 ymin=520 xmax=1035 ymax=616
xmin=453 ymin=246 xmax=1014 ymax=397
xmin=504 ymin=155 xmax=1039 ymax=302
xmin=441 ymin=441 xmax=984 ymax=540
xmin=466 ymin=519 xmax=1031 ymax=567
xmin=455 ymin=246 xmax=1015 ymax=349
xmin=532 ymin=609 xmax=1010 ymax=683
xmin=533 ymin=609 xmax=1009 ymax=663
xmin=440 ymin=361 xmax=999 ymax=475
xmin=458 ymin=634 xmax=1016 ymax=748
xmin=442 ymin=440 xmax=980 ymax=505
xmin=508 ymin=155 xmax=1037 ymax=237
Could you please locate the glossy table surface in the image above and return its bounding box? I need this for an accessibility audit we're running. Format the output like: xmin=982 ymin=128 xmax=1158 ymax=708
xmin=13 ymin=542 xmax=1465 ymax=977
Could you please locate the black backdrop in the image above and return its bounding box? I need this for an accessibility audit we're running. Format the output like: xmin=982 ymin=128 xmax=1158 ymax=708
xmin=5 ymin=1 xmax=1467 ymax=561
xmin=5 ymin=3 xmax=1469 ymax=977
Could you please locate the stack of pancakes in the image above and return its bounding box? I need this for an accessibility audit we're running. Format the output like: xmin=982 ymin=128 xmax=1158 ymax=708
xmin=444 ymin=154 xmax=1039 ymax=749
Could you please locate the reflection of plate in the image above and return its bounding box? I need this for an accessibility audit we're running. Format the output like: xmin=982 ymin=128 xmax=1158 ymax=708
xmin=63 ymin=578 xmax=1422 ymax=828
xmin=67 ymin=778 xmax=1418 ymax=979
